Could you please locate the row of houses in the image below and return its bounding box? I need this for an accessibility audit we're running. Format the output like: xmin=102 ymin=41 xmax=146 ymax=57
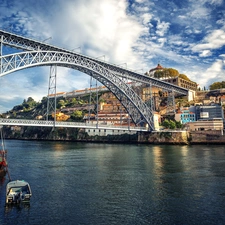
xmin=82 ymin=63 xmax=225 ymax=134
xmin=83 ymin=93 xmax=224 ymax=135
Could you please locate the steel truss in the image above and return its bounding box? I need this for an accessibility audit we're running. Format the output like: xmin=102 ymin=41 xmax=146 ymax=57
xmin=0 ymin=29 xmax=189 ymax=131
xmin=47 ymin=65 xmax=57 ymax=122
xmin=0 ymin=29 xmax=188 ymax=95
xmin=0 ymin=50 xmax=155 ymax=130
xmin=88 ymin=76 xmax=99 ymax=124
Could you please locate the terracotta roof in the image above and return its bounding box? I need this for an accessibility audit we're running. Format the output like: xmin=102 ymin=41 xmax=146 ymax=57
xmin=149 ymin=64 xmax=164 ymax=72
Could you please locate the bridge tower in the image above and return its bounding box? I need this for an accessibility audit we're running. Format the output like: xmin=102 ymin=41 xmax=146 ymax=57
xmin=166 ymin=90 xmax=176 ymax=114
xmin=88 ymin=76 xmax=99 ymax=126
xmin=47 ymin=65 xmax=57 ymax=124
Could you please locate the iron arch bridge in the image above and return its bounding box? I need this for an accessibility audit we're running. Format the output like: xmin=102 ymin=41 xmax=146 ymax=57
xmin=0 ymin=29 xmax=188 ymax=131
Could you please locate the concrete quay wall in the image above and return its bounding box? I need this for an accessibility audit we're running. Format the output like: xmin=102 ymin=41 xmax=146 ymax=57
xmin=138 ymin=131 xmax=190 ymax=144
xmin=189 ymin=130 xmax=225 ymax=144
xmin=138 ymin=130 xmax=225 ymax=144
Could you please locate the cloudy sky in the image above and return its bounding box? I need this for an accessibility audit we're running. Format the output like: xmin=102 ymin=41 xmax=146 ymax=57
xmin=0 ymin=0 xmax=225 ymax=113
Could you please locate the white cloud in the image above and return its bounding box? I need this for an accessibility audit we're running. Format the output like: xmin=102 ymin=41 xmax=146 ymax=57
xmin=1 ymin=0 xmax=225 ymax=113
xmin=135 ymin=0 xmax=146 ymax=3
xmin=156 ymin=20 xmax=170 ymax=37
xmin=142 ymin=13 xmax=152 ymax=25
xmin=0 ymin=0 xmax=150 ymax=112
xmin=199 ymin=50 xmax=212 ymax=57
xmin=206 ymin=60 xmax=223 ymax=74
xmin=199 ymin=60 xmax=225 ymax=87
xmin=192 ymin=29 xmax=225 ymax=53
xmin=34 ymin=0 xmax=147 ymax=67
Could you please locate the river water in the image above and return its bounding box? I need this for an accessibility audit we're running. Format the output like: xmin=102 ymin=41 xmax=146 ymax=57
xmin=0 ymin=140 xmax=225 ymax=225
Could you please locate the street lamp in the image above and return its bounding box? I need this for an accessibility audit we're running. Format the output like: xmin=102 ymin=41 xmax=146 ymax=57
xmin=72 ymin=47 xmax=81 ymax=53
xmin=42 ymin=37 xmax=52 ymax=43
xmin=134 ymin=68 xmax=143 ymax=73
xmin=117 ymin=63 xmax=127 ymax=69
xmin=96 ymin=55 xmax=105 ymax=61
xmin=38 ymin=37 xmax=52 ymax=51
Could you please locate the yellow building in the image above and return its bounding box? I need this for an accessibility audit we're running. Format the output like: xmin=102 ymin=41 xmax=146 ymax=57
xmin=163 ymin=77 xmax=197 ymax=91
xmin=52 ymin=112 xmax=70 ymax=121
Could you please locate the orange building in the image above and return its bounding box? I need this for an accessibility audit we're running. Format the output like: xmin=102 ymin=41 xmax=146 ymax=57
xmin=52 ymin=112 xmax=70 ymax=121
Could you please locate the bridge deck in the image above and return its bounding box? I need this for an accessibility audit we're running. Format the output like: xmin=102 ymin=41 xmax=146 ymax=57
xmin=0 ymin=119 xmax=148 ymax=131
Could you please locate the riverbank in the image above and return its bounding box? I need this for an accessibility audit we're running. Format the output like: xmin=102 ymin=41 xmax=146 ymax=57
xmin=138 ymin=130 xmax=225 ymax=144
xmin=3 ymin=126 xmax=225 ymax=144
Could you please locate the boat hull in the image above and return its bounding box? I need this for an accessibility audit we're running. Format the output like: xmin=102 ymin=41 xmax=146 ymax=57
xmin=0 ymin=168 xmax=6 ymax=178
xmin=6 ymin=180 xmax=32 ymax=204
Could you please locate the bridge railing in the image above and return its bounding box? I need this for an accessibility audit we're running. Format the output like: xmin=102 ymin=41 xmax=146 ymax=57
xmin=0 ymin=118 xmax=148 ymax=131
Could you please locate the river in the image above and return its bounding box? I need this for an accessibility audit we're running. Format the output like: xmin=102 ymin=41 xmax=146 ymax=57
xmin=0 ymin=140 xmax=225 ymax=225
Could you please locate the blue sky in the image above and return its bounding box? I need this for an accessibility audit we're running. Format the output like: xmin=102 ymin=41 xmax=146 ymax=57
xmin=0 ymin=0 xmax=225 ymax=113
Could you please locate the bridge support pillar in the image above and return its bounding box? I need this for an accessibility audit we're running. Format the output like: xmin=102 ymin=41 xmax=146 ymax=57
xmin=166 ymin=89 xmax=176 ymax=114
xmin=47 ymin=65 xmax=57 ymax=127
xmin=88 ymin=76 xmax=99 ymax=127
xmin=0 ymin=35 xmax=2 ymax=74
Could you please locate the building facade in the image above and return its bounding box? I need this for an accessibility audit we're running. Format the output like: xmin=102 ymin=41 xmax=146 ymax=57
xmin=186 ymin=119 xmax=224 ymax=131
xmin=195 ymin=105 xmax=224 ymax=121
xmin=175 ymin=107 xmax=196 ymax=124
xmin=163 ymin=77 xmax=198 ymax=91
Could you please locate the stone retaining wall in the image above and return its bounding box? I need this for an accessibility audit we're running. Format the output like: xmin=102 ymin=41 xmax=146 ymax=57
xmin=138 ymin=131 xmax=190 ymax=144
xmin=189 ymin=130 xmax=225 ymax=144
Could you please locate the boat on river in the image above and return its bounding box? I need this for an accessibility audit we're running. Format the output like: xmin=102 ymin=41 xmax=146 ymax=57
xmin=0 ymin=150 xmax=7 ymax=177
xmin=6 ymin=180 xmax=32 ymax=204
xmin=0 ymin=127 xmax=9 ymax=179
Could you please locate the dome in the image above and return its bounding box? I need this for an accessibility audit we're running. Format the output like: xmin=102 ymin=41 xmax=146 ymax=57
xmin=149 ymin=64 xmax=164 ymax=72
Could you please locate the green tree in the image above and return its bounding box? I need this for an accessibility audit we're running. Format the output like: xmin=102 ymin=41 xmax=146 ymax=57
xmin=57 ymin=99 xmax=66 ymax=109
xmin=175 ymin=121 xmax=182 ymax=129
xmin=169 ymin=120 xmax=176 ymax=129
xmin=161 ymin=119 xmax=170 ymax=128
xmin=179 ymin=74 xmax=190 ymax=81
xmin=167 ymin=68 xmax=179 ymax=77
xmin=22 ymin=97 xmax=37 ymax=109
xmin=161 ymin=119 xmax=178 ymax=129
xmin=209 ymin=81 xmax=225 ymax=90
xmin=70 ymin=110 xmax=83 ymax=121
xmin=154 ymin=68 xmax=179 ymax=79
xmin=70 ymin=98 xmax=78 ymax=105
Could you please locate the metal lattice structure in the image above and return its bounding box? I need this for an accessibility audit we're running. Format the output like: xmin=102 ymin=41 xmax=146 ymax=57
xmin=0 ymin=118 xmax=147 ymax=131
xmin=0 ymin=29 xmax=189 ymax=131
xmin=47 ymin=65 xmax=57 ymax=123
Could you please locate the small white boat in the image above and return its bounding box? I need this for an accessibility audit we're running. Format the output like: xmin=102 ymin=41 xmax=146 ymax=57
xmin=6 ymin=180 xmax=32 ymax=204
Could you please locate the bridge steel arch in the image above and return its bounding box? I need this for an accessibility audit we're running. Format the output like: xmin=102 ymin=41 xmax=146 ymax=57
xmin=0 ymin=29 xmax=188 ymax=96
xmin=0 ymin=51 xmax=155 ymax=130
xmin=0 ymin=29 xmax=189 ymax=131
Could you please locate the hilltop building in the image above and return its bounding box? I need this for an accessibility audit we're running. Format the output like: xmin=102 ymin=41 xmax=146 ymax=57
xmin=163 ymin=77 xmax=197 ymax=92
xmin=148 ymin=63 xmax=164 ymax=76
xmin=146 ymin=64 xmax=197 ymax=101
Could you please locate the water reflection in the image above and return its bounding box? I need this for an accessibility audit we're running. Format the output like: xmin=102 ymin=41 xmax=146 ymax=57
xmin=0 ymin=141 xmax=225 ymax=225
xmin=4 ymin=203 xmax=31 ymax=225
